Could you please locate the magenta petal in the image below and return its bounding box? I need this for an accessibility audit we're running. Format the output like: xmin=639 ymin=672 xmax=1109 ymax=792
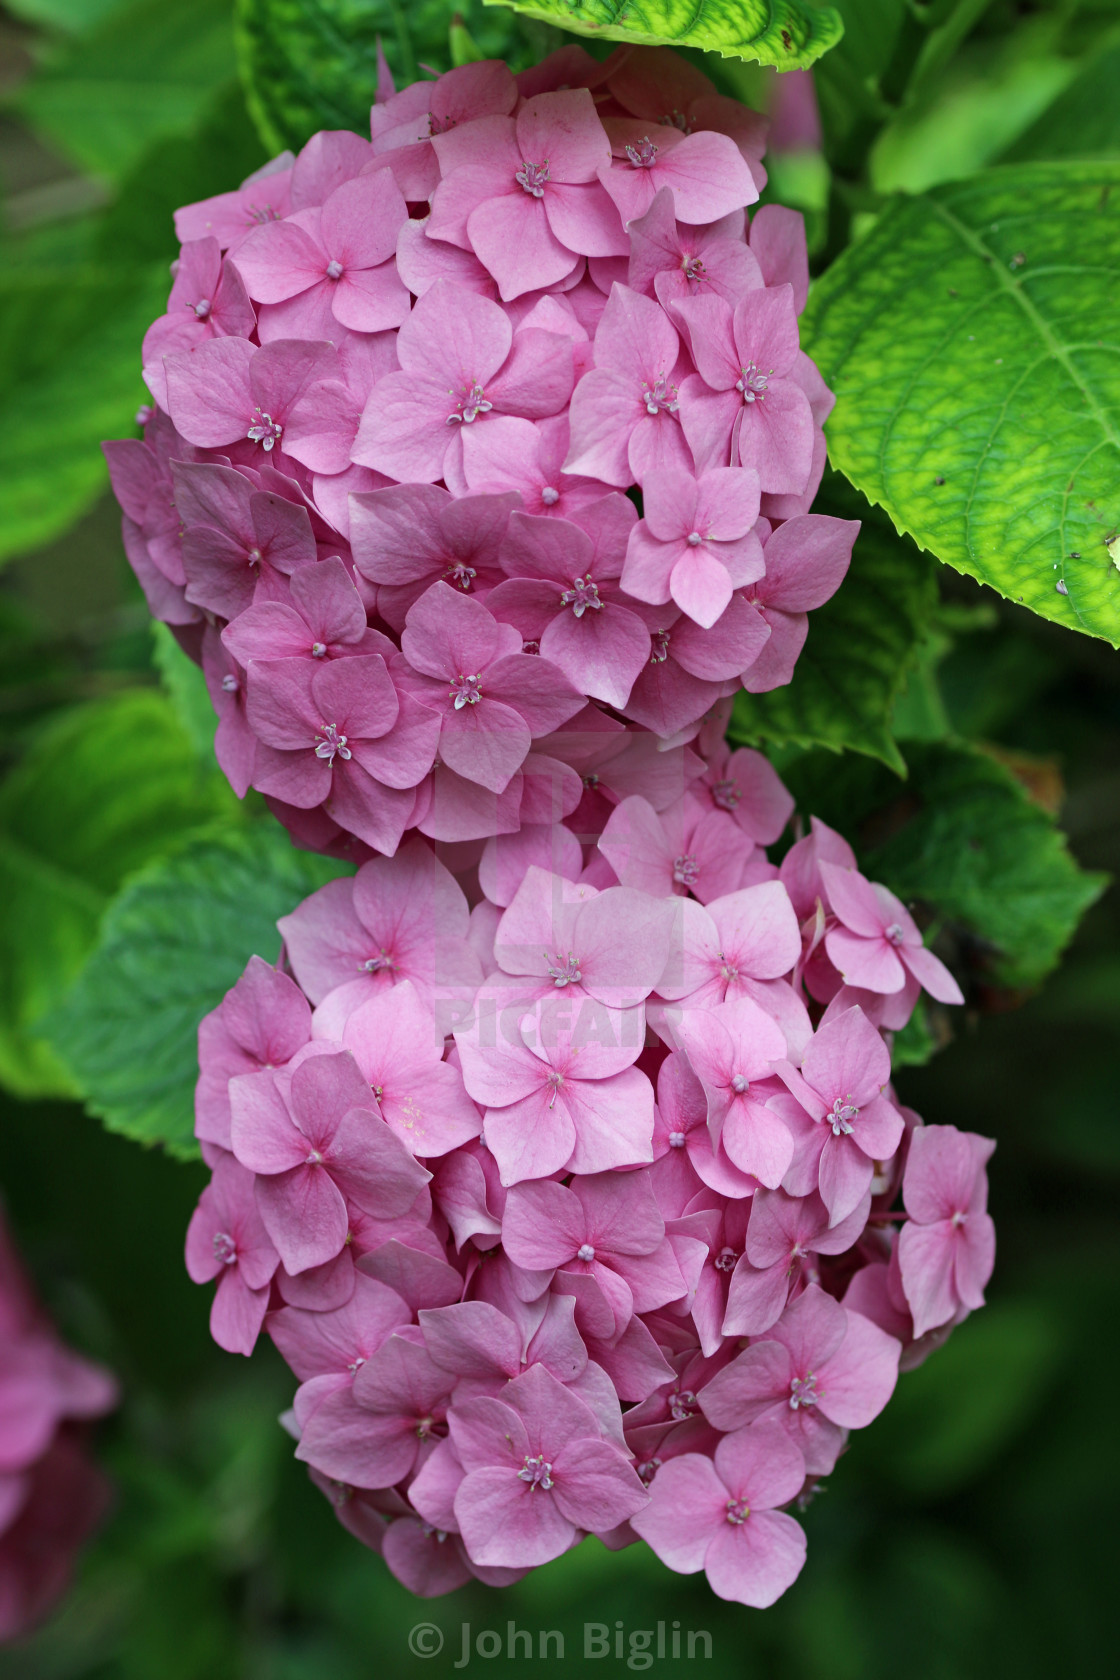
xmin=703 ymin=1507 xmax=806 ymax=1607
xmin=255 ymin=1164 xmax=349 ymax=1275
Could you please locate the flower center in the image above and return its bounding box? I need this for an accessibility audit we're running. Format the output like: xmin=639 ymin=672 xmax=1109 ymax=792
xmin=885 ymin=922 xmax=905 ymax=946
xmin=790 ymin=1373 xmax=819 ymax=1410
xmin=582 ymin=773 xmax=599 ymax=790
xmin=686 ymin=531 xmax=703 ymax=546
xmin=247 ymin=407 xmax=283 ymax=449
xmin=826 ymin=1097 xmax=860 ymax=1137
xmin=577 ymin=1243 xmax=596 ymax=1262
xmin=516 ymin=160 xmax=551 ymax=197
xmin=518 ymin=1454 xmax=554 ymax=1489
xmin=668 ymin=1131 xmax=686 ymax=1149
xmin=625 ymin=137 xmax=659 ymax=168
xmin=247 ymin=202 xmax=281 ymax=225
xmin=650 ymin=628 xmax=671 ymax=664
xmin=359 ymin=949 xmax=396 ymax=975
xmin=247 ymin=547 xmax=262 ymax=566
xmin=736 ymin=364 xmax=771 ymax=404
xmin=731 ymin=1073 xmax=749 ymax=1095
xmin=641 ymin=374 xmax=679 ymax=416
xmin=547 ymin=951 xmax=582 ymax=987
xmin=421 ymin=1521 xmax=448 ymax=1541
xmin=664 ymin=109 xmax=691 ymax=134
xmin=719 ymin=955 xmax=739 ymax=981
xmin=445 ymin=560 xmax=477 ymax=590
xmin=311 ymin=641 xmax=327 ymax=659
xmin=449 ymin=673 xmax=482 ymax=709
xmin=711 ymin=778 xmax=740 ymax=811
xmin=714 ymin=1246 xmax=739 ymax=1273
xmin=325 ymin=259 xmax=343 ymax=280
xmin=673 ymin=853 xmax=699 ymax=888
xmin=682 ymin=253 xmax=706 ymax=283
xmin=546 ymin=1070 xmax=565 ymax=1109
xmin=559 ymin=574 xmax=603 ymax=617
xmin=446 ymin=381 xmax=492 ymax=425
xmin=637 ymin=1457 xmax=662 ymax=1486
xmin=315 ymin=723 xmax=351 ymax=764
xmin=212 ymin=1231 xmax=237 ymax=1265
xmin=416 ymin=1414 xmax=436 ymax=1439
xmin=192 ymin=298 xmax=211 ymax=320
xmin=541 ymin=486 xmax=560 ymax=505
xmin=221 ymin=674 xmax=240 ymax=694
xmin=669 ymin=1388 xmax=698 ymax=1422
xmin=725 ymin=1497 xmax=750 ymax=1525
xmin=428 ymin=111 xmax=457 ymax=136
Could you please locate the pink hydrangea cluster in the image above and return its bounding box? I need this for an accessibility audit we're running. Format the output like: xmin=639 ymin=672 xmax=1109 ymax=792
xmin=187 ymin=730 xmax=993 ymax=1607
xmin=104 ymin=44 xmax=855 ymax=864
xmin=0 ymin=1205 xmax=117 ymax=1640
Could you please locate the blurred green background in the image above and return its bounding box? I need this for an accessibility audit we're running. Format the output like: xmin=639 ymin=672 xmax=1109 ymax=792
xmin=1 ymin=1 xmax=1118 ymax=1675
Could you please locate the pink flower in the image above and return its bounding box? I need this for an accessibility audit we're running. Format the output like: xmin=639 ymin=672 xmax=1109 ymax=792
xmin=898 ymin=1126 xmax=996 ymax=1337
xmin=620 ymin=605 xmax=768 ymax=738
xmin=398 ymin=584 xmax=583 ymax=795
xmin=748 ymin=205 xmax=810 ymax=313
xmin=455 ymin=996 xmax=654 ymax=1184
xmin=427 ymin=90 xmax=624 ymax=299
xmin=622 ymin=465 xmax=763 ymax=628
xmin=171 ymin=459 xmax=317 ymax=622
xmin=600 ymin=120 xmax=759 ymax=229
xmin=564 ymin=285 xmax=693 ymax=487
xmin=370 ymin=60 xmax=518 ymax=201
xmin=460 ymin=413 xmax=612 ymax=518
xmin=606 ymin=47 xmax=768 ymax=184
xmin=245 ymin=652 xmax=440 ymax=855
xmin=233 ymin=170 xmax=410 ymax=337
xmin=699 ymin=1285 xmax=900 ymax=1474
xmin=267 ymin=1274 xmax=411 ymax=1393
xmin=447 ymin=1364 xmax=648 ymax=1567
xmin=501 ymin=1173 xmax=686 ymax=1341
xmin=350 ymin=483 xmax=518 ymax=631
xmin=298 ymin=1332 xmax=454 ymax=1488
xmin=676 ymin=287 xmax=814 ymax=493
xmin=697 ymin=743 xmax=795 ymax=843
xmin=677 ymin=997 xmax=792 ymax=1186
xmin=722 ymin=1188 xmax=871 ymax=1337
xmin=195 ymin=955 xmax=312 ymax=1151
xmin=174 ymin=154 xmax=294 ymax=252
xmin=164 ymin=336 xmax=360 ymax=474
xmin=628 ymin=190 xmax=763 ymax=309
xmin=631 ymin=1422 xmax=806 ymax=1607
xmin=653 ymin=880 xmax=802 ymax=1012
xmin=774 ymin=1006 xmax=906 ymax=1226
xmin=820 ymin=862 xmax=964 ymax=1005
xmin=222 ymin=556 xmax=377 ymax=668
xmin=229 ymin=1050 xmax=431 ymax=1273
xmin=487 ymin=504 xmax=652 ymax=708
xmin=142 ymin=237 xmax=255 ymax=407
xmin=493 ymin=865 xmax=679 ymax=1015
xmin=352 ymin=280 xmax=574 ymax=485
xmin=185 ymin=1156 xmax=281 ymax=1355
xmin=340 ymin=980 xmax=482 ymax=1158
xmin=278 ymin=838 xmax=480 ymax=1018
xmin=599 ymin=793 xmax=766 ymax=906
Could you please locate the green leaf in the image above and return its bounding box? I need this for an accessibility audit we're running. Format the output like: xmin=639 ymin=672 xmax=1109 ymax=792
xmin=780 ymin=739 xmax=1107 ymax=993
xmin=1001 ymin=35 xmax=1120 ymax=164
xmin=0 ymin=264 xmax=168 ymax=567
xmin=484 ymin=0 xmax=843 ymax=69
xmin=804 ymin=161 xmax=1120 ymax=646
xmin=233 ymin=0 xmax=542 ymax=153
xmin=0 ymin=692 xmax=239 ymax=1100
xmin=16 ymin=0 xmax=236 ymax=182
xmin=49 ymin=828 xmax=352 ymax=1157
xmin=3 ymin=0 xmax=127 ymax=28
xmin=151 ymin=625 xmax=219 ymax=760
xmin=729 ymin=479 xmax=937 ymax=776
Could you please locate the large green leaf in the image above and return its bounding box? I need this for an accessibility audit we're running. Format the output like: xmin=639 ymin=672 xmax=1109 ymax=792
xmin=234 ymin=0 xmax=543 ymax=153
xmin=49 ymin=829 xmax=352 ymax=1157
xmin=16 ymin=0 xmax=236 ymax=182
xmin=1001 ymin=36 xmax=1120 ymax=163
xmin=804 ymin=161 xmax=1120 ymax=646
xmin=0 ymin=692 xmax=239 ymax=1099
xmin=781 ymin=739 xmax=1107 ymax=994
xmin=729 ymin=479 xmax=936 ymax=775
xmin=484 ymin=0 xmax=843 ymax=69
xmin=0 ymin=264 xmax=168 ymax=566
